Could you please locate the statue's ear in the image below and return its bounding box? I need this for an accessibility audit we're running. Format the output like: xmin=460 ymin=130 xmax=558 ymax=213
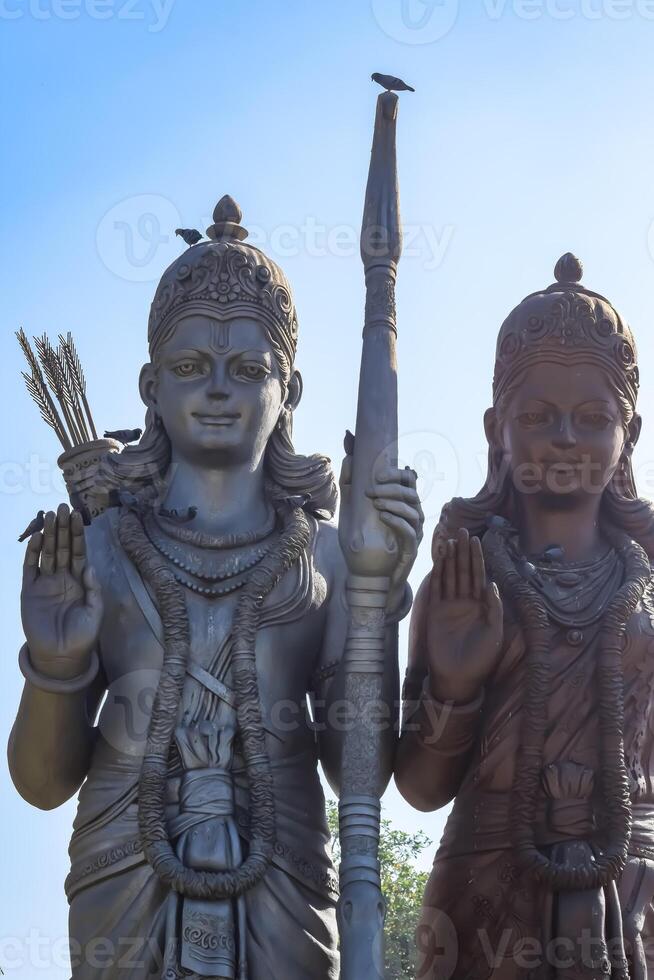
xmin=484 ymin=407 xmax=500 ymax=449
xmin=629 ymin=413 xmax=642 ymax=449
xmin=139 ymin=363 xmax=158 ymax=412
xmin=285 ymin=370 xmax=303 ymax=412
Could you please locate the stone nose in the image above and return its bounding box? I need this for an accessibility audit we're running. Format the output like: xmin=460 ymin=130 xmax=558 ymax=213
xmin=551 ymin=416 xmax=577 ymax=449
xmin=205 ymin=361 xmax=230 ymax=400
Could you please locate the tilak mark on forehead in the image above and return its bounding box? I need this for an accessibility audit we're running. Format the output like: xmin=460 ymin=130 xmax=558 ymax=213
xmin=209 ymin=322 xmax=232 ymax=354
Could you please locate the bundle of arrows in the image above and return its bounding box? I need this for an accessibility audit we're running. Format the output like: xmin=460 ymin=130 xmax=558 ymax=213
xmin=17 ymin=329 xmax=98 ymax=451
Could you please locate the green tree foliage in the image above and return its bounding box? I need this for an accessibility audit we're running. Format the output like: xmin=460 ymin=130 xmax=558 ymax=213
xmin=326 ymin=801 xmax=432 ymax=979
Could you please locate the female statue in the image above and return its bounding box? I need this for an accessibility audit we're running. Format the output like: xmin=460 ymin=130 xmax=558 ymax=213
xmin=395 ymin=254 xmax=654 ymax=978
xmin=9 ymin=195 xmax=423 ymax=979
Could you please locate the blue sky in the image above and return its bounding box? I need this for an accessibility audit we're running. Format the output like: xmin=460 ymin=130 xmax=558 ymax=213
xmin=4 ymin=0 xmax=654 ymax=973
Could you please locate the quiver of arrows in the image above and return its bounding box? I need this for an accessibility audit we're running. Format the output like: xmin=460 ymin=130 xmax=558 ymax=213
xmin=17 ymin=329 xmax=121 ymax=520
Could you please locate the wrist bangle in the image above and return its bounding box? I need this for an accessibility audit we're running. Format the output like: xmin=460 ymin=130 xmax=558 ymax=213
xmin=19 ymin=644 xmax=100 ymax=694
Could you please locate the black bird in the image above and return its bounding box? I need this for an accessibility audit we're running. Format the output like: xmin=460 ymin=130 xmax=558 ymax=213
xmin=486 ymin=514 xmax=512 ymax=532
xmin=175 ymin=228 xmax=203 ymax=248
xmin=18 ymin=510 xmax=45 ymax=542
xmin=108 ymin=489 xmax=140 ymax=511
xmin=371 ymin=73 xmax=415 ymax=93
xmin=518 ymin=559 xmax=538 ymax=581
xmin=104 ymin=428 xmax=143 ymax=445
xmin=158 ymin=505 xmax=198 ymax=524
xmin=540 ymin=545 xmax=566 ymax=563
xmin=285 ymin=494 xmax=310 ymax=510
xmin=70 ymin=491 xmax=92 ymax=526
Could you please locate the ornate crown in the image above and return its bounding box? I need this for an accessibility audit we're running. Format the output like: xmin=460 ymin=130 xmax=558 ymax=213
xmin=493 ymin=253 xmax=639 ymax=406
xmin=148 ymin=195 xmax=298 ymax=366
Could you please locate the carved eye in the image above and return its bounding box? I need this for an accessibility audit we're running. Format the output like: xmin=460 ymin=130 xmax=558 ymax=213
xmin=173 ymin=362 xmax=198 ymax=377
xmin=579 ymin=412 xmax=611 ymax=430
xmin=518 ymin=411 xmax=548 ymax=427
xmin=237 ymin=363 xmax=268 ymax=381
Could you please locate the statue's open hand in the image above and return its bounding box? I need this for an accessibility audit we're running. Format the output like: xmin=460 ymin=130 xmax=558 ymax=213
xmin=21 ymin=503 xmax=103 ymax=680
xmin=368 ymin=464 xmax=424 ymax=613
xmin=427 ymin=528 xmax=503 ymax=703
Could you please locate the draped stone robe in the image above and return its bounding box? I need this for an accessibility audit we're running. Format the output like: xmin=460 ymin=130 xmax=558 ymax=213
xmin=403 ymin=553 xmax=654 ymax=980
xmin=64 ymin=508 xmax=341 ymax=979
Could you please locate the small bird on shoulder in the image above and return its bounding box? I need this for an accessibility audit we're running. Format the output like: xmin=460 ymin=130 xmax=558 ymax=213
xmin=104 ymin=428 xmax=143 ymax=445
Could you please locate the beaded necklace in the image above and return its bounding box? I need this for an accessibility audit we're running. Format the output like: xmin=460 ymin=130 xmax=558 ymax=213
xmin=118 ymin=490 xmax=311 ymax=900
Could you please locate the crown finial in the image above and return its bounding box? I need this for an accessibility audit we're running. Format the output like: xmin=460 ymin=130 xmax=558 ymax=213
xmin=206 ymin=194 xmax=248 ymax=242
xmin=554 ymin=252 xmax=583 ymax=285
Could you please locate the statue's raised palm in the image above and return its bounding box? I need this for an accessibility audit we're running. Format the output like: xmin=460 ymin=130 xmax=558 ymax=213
xmin=427 ymin=527 xmax=503 ymax=704
xmin=21 ymin=503 xmax=103 ymax=680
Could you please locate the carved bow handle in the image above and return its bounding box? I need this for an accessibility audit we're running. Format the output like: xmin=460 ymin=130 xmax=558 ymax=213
xmin=337 ymin=89 xmax=404 ymax=980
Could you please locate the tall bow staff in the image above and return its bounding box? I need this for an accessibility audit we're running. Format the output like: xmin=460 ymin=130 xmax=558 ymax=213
xmin=337 ymin=87 xmax=404 ymax=979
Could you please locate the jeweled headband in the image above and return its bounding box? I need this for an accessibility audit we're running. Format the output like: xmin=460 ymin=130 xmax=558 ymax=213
xmin=493 ymin=253 xmax=639 ymax=408
xmin=148 ymin=195 xmax=299 ymax=367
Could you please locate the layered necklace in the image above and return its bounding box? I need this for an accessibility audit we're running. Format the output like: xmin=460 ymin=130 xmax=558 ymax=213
xmin=516 ymin=539 xmax=623 ymax=628
xmin=143 ymin=505 xmax=278 ymax=597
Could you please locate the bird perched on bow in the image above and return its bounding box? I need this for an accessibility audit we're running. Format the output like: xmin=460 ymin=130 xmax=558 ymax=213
xmin=175 ymin=228 xmax=203 ymax=247
xmin=371 ymin=73 xmax=415 ymax=93
xmin=104 ymin=428 xmax=143 ymax=445
xmin=18 ymin=510 xmax=45 ymax=542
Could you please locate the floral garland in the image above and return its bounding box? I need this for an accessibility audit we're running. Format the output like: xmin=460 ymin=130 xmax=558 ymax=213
xmin=118 ymin=490 xmax=311 ymax=899
xmin=483 ymin=523 xmax=650 ymax=890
